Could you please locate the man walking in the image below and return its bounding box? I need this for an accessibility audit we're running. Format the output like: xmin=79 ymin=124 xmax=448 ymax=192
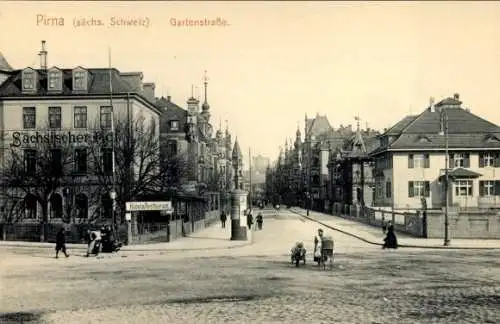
xmin=220 ymin=211 xmax=227 ymax=228
xmin=55 ymin=227 xmax=70 ymax=259
xmin=247 ymin=209 xmax=253 ymax=230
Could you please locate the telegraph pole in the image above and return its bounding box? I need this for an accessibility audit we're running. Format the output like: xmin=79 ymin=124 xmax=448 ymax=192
xmin=108 ymin=48 xmax=117 ymax=226
xmin=443 ymin=109 xmax=450 ymax=246
xmin=249 ymin=147 xmax=252 ymax=210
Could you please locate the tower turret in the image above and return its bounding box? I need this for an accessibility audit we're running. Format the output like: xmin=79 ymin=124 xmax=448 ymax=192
xmin=232 ymin=138 xmax=243 ymax=189
xmin=201 ymin=70 xmax=211 ymax=121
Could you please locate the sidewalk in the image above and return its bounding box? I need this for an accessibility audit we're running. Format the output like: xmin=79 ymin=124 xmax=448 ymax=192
xmin=0 ymin=223 xmax=252 ymax=252
xmin=291 ymin=208 xmax=500 ymax=250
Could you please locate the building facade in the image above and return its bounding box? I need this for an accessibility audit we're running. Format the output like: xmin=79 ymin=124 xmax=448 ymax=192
xmin=328 ymin=121 xmax=379 ymax=209
xmin=0 ymin=42 xmax=161 ymax=224
xmin=157 ymin=75 xmax=233 ymax=212
xmin=370 ymin=94 xmax=500 ymax=210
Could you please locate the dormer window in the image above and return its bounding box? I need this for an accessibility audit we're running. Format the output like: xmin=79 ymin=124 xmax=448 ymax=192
xmin=22 ymin=69 xmax=36 ymax=92
xmin=72 ymin=68 xmax=88 ymax=91
xmin=48 ymin=69 xmax=62 ymax=91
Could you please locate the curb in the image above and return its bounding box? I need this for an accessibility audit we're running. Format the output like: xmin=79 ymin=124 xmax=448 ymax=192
xmin=290 ymin=209 xmax=500 ymax=251
xmin=0 ymin=239 xmax=253 ymax=253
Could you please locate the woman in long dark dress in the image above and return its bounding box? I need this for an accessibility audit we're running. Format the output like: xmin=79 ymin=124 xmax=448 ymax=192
xmin=383 ymin=224 xmax=398 ymax=249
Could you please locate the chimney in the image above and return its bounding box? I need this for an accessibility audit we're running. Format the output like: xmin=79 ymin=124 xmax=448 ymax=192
xmin=429 ymin=96 xmax=435 ymax=112
xmin=39 ymin=40 xmax=47 ymax=70
xmin=142 ymin=82 xmax=156 ymax=103
xmin=167 ymin=95 xmax=171 ymax=102
xmin=454 ymin=93 xmax=460 ymax=100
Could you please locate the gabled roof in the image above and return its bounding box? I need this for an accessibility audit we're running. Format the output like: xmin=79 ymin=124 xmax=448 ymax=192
xmin=157 ymin=96 xmax=188 ymax=134
xmin=306 ymin=114 xmax=334 ymax=137
xmin=373 ymin=96 xmax=500 ymax=152
xmin=0 ymin=52 xmax=13 ymax=71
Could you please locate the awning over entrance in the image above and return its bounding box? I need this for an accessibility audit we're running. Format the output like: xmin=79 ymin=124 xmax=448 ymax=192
xmin=439 ymin=167 xmax=482 ymax=181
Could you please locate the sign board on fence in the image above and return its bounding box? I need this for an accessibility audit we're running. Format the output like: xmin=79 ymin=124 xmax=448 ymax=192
xmin=126 ymin=201 xmax=172 ymax=212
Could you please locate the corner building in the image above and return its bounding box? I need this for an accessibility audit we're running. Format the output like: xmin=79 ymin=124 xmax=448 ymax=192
xmin=0 ymin=44 xmax=160 ymax=223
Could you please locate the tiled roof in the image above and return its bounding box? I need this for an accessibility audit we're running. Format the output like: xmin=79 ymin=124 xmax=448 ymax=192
xmin=384 ymin=115 xmax=418 ymax=135
xmin=389 ymin=133 xmax=500 ymax=149
xmin=0 ymin=68 xmax=155 ymax=105
xmin=306 ymin=115 xmax=333 ymax=137
xmin=374 ymin=97 xmax=500 ymax=152
xmin=157 ymin=96 xmax=188 ymax=134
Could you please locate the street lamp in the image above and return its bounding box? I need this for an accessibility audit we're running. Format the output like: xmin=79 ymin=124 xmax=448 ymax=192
xmin=439 ymin=108 xmax=450 ymax=246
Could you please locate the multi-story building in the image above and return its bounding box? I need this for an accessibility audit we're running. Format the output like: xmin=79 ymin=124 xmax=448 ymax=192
xmin=302 ymin=114 xmax=373 ymax=211
xmin=370 ymin=94 xmax=500 ymax=210
xmin=157 ymin=75 xmax=233 ymax=212
xmin=0 ymin=41 xmax=161 ymax=224
xmin=328 ymin=120 xmax=380 ymax=209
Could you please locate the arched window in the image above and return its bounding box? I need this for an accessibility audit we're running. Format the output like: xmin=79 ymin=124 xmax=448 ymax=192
xmin=50 ymin=193 xmax=63 ymax=219
xmin=101 ymin=194 xmax=113 ymax=219
xmin=75 ymin=193 xmax=88 ymax=219
xmin=24 ymin=194 xmax=37 ymax=219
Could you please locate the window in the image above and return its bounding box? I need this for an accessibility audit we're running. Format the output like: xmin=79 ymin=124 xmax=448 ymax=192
xmin=167 ymin=140 xmax=177 ymax=156
xmin=24 ymin=194 xmax=37 ymax=219
xmin=48 ymin=71 xmax=60 ymax=90
xmin=73 ymin=71 xmax=86 ymax=90
xmin=375 ymin=181 xmax=383 ymax=198
xmin=22 ymin=71 xmax=35 ymax=90
xmin=75 ymin=194 xmax=88 ymax=219
xmin=74 ymin=106 xmax=87 ymax=128
xmin=24 ymin=149 xmax=36 ymax=175
xmin=74 ymin=148 xmax=87 ymax=174
xmin=170 ymin=120 xmax=179 ymax=131
xmin=51 ymin=149 xmax=62 ymax=176
xmin=451 ymin=153 xmax=470 ymax=168
xmin=408 ymin=154 xmax=430 ymax=168
xmin=455 ymin=180 xmax=473 ymax=196
xmin=479 ymin=181 xmax=495 ymax=196
xmin=385 ymin=181 xmax=392 ymax=198
xmin=408 ymin=181 xmax=430 ymax=197
xmin=49 ymin=194 xmax=63 ymax=219
xmin=48 ymin=107 xmax=62 ymax=129
xmin=102 ymin=148 xmax=113 ymax=174
xmin=100 ymin=106 xmax=112 ymax=129
xmin=479 ymin=152 xmax=497 ymax=168
xmin=23 ymin=107 xmax=36 ymax=129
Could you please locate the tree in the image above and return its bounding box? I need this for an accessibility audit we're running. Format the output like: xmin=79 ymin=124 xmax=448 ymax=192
xmin=87 ymin=115 xmax=188 ymax=229
xmin=0 ymin=126 xmax=83 ymax=241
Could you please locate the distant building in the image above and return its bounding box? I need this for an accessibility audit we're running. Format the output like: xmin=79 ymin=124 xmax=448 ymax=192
xmin=328 ymin=120 xmax=380 ymax=209
xmin=370 ymin=94 xmax=500 ymax=210
xmin=156 ymin=74 xmax=233 ymax=212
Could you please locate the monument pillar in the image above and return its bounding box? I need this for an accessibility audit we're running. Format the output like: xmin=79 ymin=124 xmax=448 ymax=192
xmin=229 ymin=138 xmax=248 ymax=241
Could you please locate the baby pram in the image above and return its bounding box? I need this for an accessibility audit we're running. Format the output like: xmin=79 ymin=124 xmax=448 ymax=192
xmin=290 ymin=242 xmax=306 ymax=267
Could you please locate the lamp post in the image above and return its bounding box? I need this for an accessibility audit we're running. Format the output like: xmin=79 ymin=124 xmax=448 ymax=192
xmin=440 ymin=108 xmax=450 ymax=246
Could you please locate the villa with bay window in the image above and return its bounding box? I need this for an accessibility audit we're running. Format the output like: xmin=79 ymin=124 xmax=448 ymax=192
xmin=370 ymin=94 xmax=500 ymax=211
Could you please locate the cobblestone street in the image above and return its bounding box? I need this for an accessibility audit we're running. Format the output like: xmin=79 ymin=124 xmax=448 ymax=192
xmin=1 ymin=211 xmax=499 ymax=323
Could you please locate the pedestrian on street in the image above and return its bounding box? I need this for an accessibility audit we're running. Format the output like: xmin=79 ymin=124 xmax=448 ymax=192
xmin=383 ymin=222 xmax=398 ymax=249
xmin=382 ymin=215 xmax=387 ymax=235
xmin=256 ymin=212 xmax=263 ymax=230
xmin=247 ymin=210 xmax=253 ymax=230
xmin=55 ymin=227 xmax=70 ymax=259
xmin=220 ymin=211 xmax=227 ymax=228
